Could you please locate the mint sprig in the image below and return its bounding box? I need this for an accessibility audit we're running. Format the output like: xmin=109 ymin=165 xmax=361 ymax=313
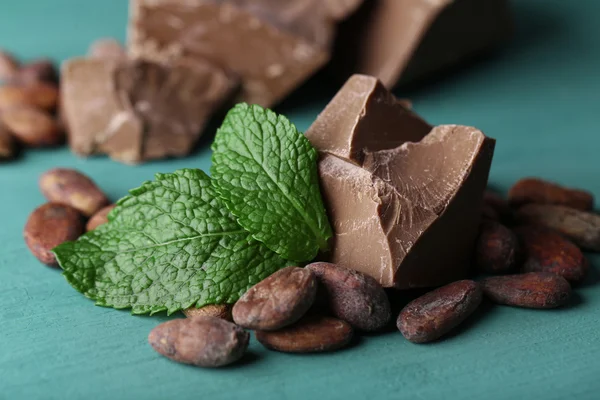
xmin=53 ymin=169 xmax=289 ymax=315
xmin=211 ymin=104 xmax=332 ymax=262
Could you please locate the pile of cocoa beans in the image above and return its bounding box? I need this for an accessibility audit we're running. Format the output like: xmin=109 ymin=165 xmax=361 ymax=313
xmin=0 ymin=50 xmax=63 ymax=159
xmin=22 ymin=169 xmax=598 ymax=368
xmin=150 ymin=177 xmax=598 ymax=368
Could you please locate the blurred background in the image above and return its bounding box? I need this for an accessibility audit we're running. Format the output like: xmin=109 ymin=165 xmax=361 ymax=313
xmin=0 ymin=0 xmax=598 ymax=188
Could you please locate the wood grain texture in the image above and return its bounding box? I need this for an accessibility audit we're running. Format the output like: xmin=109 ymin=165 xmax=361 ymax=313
xmin=1 ymin=0 xmax=600 ymax=399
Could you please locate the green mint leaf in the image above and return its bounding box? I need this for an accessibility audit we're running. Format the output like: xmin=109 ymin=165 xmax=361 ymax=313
xmin=52 ymin=169 xmax=289 ymax=315
xmin=211 ymin=103 xmax=332 ymax=262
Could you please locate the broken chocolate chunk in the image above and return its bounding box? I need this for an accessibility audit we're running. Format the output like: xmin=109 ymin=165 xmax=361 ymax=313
xmin=61 ymin=57 xmax=235 ymax=163
xmin=309 ymin=75 xmax=495 ymax=288
xmin=128 ymin=0 xmax=335 ymax=107
xmin=333 ymin=0 xmax=513 ymax=88
xmin=306 ymin=74 xmax=431 ymax=166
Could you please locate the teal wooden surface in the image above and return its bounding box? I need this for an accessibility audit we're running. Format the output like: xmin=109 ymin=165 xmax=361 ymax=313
xmin=1 ymin=1 xmax=599 ymax=399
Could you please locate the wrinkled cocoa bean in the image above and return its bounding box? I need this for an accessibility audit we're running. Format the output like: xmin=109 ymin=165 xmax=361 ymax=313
xmin=86 ymin=204 xmax=116 ymax=231
xmin=474 ymin=221 xmax=520 ymax=274
xmin=516 ymin=204 xmax=600 ymax=251
xmin=307 ymin=262 xmax=391 ymax=331
xmin=1 ymin=106 xmax=63 ymax=147
xmin=481 ymin=272 xmax=571 ymax=309
xmin=509 ymin=178 xmax=594 ymax=211
xmin=515 ymin=226 xmax=588 ymax=283
xmin=39 ymin=168 xmax=109 ymax=217
xmin=256 ymin=315 xmax=353 ymax=353
xmin=24 ymin=203 xmax=84 ymax=266
xmin=232 ymin=266 xmax=317 ymax=330
xmin=148 ymin=317 xmax=249 ymax=367
xmin=397 ymin=280 xmax=482 ymax=343
xmin=183 ymin=304 xmax=233 ymax=321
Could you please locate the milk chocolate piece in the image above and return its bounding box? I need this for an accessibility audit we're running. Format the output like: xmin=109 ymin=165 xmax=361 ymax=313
xmin=306 ymin=75 xmax=430 ymax=166
xmin=227 ymin=0 xmax=361 ymax=47
xmin=128 ymin=0 xmax=335 ymax=107
xmin=309 ymin=75 xmax=495 ymax=288
xmin=334 ymin=0 xmax=513 ymax=88
xmin=61 ymin=57 xmax=235 ymax=163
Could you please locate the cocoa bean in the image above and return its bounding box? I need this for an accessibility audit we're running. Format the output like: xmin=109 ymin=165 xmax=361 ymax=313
xmin=474 ymin=221 xmax=520 ymax=274
xmin=397 ymin=280 xmax=482 ymax=343
xmin=232 ymin=266 xmax=317 ymax=330
xmin=481 ymin=272 xmax=571 ymax=309
xmin=24 ymin=203 xmax=84 ymax=266
xmin=516 ymin=204 xmax=600 ymax=251
xmin=148 ymin=317 xmax=249 ymax=367
xmin=307 ymin=262 xmax=391 ymax=331
xmin=39 ymin=168 xmax=109 ymax=217
xmin=515 ymin=226 xmax=588 ymax=283
xmin=1 ymin=106 xmax=63 ymax=147
xmin=255 ymin=315 xmax=353 ymax=353
xmin=86 ymin=204 xmax=116 ymax=231
xmin=509 ymin=178 xmax=593 ymax=211
xmin=183 ymin=304 xmax=233 ymax=321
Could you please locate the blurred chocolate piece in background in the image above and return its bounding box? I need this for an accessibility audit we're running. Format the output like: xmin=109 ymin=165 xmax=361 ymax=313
xmin=61 ymin=57 xmax=236 ymax=163
xmin=333 ymin=0 xmax=513 ymax=88
xmin=129 ymin=0 xmax=360 ymax=107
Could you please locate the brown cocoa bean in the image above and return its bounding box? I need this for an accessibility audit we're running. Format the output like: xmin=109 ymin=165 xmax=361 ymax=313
xmin=481 ymin=203 xmax=499 ymax=221
xmin=474 ymin=221 xmax=519 ymax=274
xmin=86 ymin=204 xmax=116 ymax=231
xmin=17 ymin=59 xmax=58 ymax=85
xmin=232 ymin=266 xmax=317 ymax=330
xmin=0 ymin=50 xmax=20 ymax=81
xmin=1 ymin=106 xmax=63 ymax=147
xmin=183 ymin=304 xmax=233 ymax=321
xmin=509 ymin=178 xmax=594 ymax=211
xmin=40 ymin=168 xmax=109 ymax=217
xmin=0 ymin=123 xmax=16 ymax=160
xmin=484 ymin=190 xmax=514 ymax=224
xmin=148 ymin=317 xmax=249 ymax=368
xmin=307 ymin=262 xmax=391 ymax=331
xmin=514 ymin=226 xmax=588 ymax=283
xmin=397 ymin=280 xmax=482 ymax=343
xmin=481 ymin=272 xmax=571 ymax=309
xmin=0 ymin=82 xmax=59 ymax=111
xmin=255 ymin=315 xmax=353 ymax=353
xmin=24 ymin=203 xmax=84 ymax=266
xmin=88 ymin=38 xmax=126 ymax=59
xmin=516 ymin=204 xmax=600 ymax=251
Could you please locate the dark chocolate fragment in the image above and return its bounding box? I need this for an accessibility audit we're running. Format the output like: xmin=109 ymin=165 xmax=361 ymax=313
xmin=61 ymin=57 xmax=235 ymax=163
xmin=308 ymin=75 xmax=495 ymax=288
xmin=129 ymin=0 xmax=334 ymax=107
xmin=333 ymin=0 xmax=513 ymax=88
